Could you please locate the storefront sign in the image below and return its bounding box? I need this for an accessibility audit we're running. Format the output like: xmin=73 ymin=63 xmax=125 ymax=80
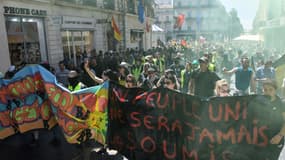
xmin=62 ymin=16 xmax=95 ymax=29
xmin=4 ymin=6 xmax=47 ymax=16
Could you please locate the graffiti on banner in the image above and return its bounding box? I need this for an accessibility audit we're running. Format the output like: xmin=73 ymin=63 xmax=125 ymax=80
xmin=0 ymin=65 xmax=108 ymax=144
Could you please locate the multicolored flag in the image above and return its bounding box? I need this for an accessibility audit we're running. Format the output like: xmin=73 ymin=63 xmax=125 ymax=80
xmin=111 ymin=16 xmax=122 ymax=41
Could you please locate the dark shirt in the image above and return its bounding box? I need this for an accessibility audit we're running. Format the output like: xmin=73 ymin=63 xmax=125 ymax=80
xmin=191 ymin=69 xmax=220 ymax=98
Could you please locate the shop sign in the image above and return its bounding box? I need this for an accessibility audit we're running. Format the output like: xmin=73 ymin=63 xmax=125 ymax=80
xmin=61 ymin=16 xmax=95 ymax=29
xmin=4 ymin=6 xmax=47 ymax=16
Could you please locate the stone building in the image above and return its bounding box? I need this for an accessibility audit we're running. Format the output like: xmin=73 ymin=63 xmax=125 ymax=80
xmin=154 ymin=0 xmax=229 ymax=42
xmin=0 ymin=0 xmax=154 ymax=73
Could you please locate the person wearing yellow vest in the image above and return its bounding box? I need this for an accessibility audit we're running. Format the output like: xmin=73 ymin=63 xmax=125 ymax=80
xmin=181 ymin=61 xmax=192 ymax=93
xmin=207 ymin=53 xmax=216 ymax=72
xmin=118 ymin=62 xmax=130 ymax=86
xmin=67 ymin=70 xmax=86 ymax=91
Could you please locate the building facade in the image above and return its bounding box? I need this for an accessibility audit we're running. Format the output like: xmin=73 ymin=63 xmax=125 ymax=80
xmin=154 ymin=0 xmax=229 ymax=42
xmin=0 ymin=0 xmax=154 ymax=73
xmin=254 ymin=0 xmax=285 ymax=50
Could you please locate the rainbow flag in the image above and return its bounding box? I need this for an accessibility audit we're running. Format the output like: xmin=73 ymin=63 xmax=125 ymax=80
xmin=111 ymin=16 xmax=122 ymax=41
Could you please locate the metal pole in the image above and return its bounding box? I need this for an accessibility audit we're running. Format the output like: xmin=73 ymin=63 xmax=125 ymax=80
xmin=122 ymin=0 xmax=127 ymax=50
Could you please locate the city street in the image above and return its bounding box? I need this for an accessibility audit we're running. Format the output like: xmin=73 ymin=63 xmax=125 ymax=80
xmin=0 ymin=126 xmax=81 ymax=160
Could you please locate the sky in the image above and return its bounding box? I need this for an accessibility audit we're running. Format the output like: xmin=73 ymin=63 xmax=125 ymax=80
xmin=220 ymin=0 xmax=260 ymax=30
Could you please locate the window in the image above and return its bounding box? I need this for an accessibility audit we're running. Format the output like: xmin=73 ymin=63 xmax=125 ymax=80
xmin=5 ymin=16 xmax=47 ymax=65
xmin=61 ymin=31 xmax=93 ymax=66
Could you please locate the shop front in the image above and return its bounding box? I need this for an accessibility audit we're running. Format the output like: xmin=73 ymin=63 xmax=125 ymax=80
xmin=3 ymin=6 xmax=48 ymax=66
xmin=61 ymin=16 xmax=95 ymax=66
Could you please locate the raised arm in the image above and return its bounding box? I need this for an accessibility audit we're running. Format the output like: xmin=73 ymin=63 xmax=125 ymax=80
xmin=84 ymin=61 xmax=104 ymax=84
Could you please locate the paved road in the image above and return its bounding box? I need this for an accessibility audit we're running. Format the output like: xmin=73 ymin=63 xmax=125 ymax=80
xmin=0 ymin=126 xmax=81 ymax=160
xmin=0 ymin=126 xmax=127 ymax=160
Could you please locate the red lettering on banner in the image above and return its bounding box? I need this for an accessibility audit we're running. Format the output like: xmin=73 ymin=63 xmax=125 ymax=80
xmin=185 ymin=122 xmax=200 ymax=141
xmin=171 ymin=120 xmax=182 ymax=135
xmin=141 ymin=136 xmax=156 ymax=153
xmin=156 ymin=93 xmax=168 ymax=109
xmin=258 ymin=126 xmax=268 ymax=147
xmin=199 ymin=128 xmax=215 ymax=143
xmin=146 ymin=92 xmax=156 ymax=108
xmin=158 ymin=116 xmax=170 ymax=132
xmin=252 ymin=119 xmax=259 ymax=144
xmin=130 ymin=112 xmax=141 ymax=128
xmin=182 ymin=146 xmax=198 ymax=160
xmin=163 ymin=140 xmax=176 ymax=159
xmin=225 ymin=103 xmax=240 ymax=121
xmin=144 ymin=115 xmax=154 ymax=130
xmin=216 ymin=128 xmax=236 ymax=144
xmin=209 ymin=104 xmax=223 ymax=122
xmin=237 ymin=124 xmax=252 ymax=144
xmin=209 ymin=101 xmax=247 ymax=122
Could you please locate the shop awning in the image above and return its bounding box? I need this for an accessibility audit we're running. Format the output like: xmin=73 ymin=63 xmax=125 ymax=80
xmin=233 ymin=34 xmax=263 ymax=42
xmin=152 ymin=24 xmax=164 ymax=32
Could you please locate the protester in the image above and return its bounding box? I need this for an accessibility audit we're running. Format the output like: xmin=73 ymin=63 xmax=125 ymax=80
xmin=214 ymin=79 xmax=231 ymax=97
xmin=220 ymin=54 xmax=233 ymax=82
xmin=180 ymin=61 xmax=192 ymax=93
xmin=67 ymin=70 xmax=86 ymax=91
xmin=255 ymin=60 xmax=276 ymax=94
xmin=118 ymin=62 xmax=130 ymax=86
xmin=137 ymin=63 xmax=152 ymax=89
xmin=261 ymin=80 xmax=285 ymax=160
xmin=84 ymin=59 xmax=104 ymax=84
xmin=223 ymin=57 xmax=256 ymax=96
xmin=164 ymin=74 xmax=179 ymax=91
xmin=169 ymin=56 xmax=184 ymax=79
xmin=125 ymin=74 xmax=137 ymax=88
xmin=102 ymin=69 xmax=119 ymax=82
xmin=55 ymin=60 xmax=69 ymax=87
xmin=156 ymin=68 xmax=180 ymax=90
xmin=4 ymin=65 xmax=16 ymax=79
xmin=189 ymin=56 xmax=220 ymax=98
xmin=191 ymin=59 xmax=199 ymax=70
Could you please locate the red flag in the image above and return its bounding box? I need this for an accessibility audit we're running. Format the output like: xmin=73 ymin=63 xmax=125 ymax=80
xmin=111 ymin=16 xmax=122 ymax=41
xmin=174 ymin=14 xmax=185 ymax=30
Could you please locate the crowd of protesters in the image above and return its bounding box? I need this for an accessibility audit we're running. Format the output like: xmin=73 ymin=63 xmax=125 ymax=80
xmin=1 ymin=40 xmax=285 ymax=159
xmin=2 ymin=41 xmax=285 ymax=100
